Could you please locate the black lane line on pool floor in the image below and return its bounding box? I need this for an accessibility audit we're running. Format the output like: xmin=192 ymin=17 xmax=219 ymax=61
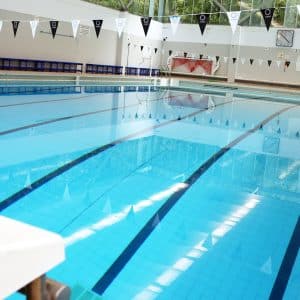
xmin=92 ymin=104 xmax=296 ymax=295
xmin=0 ymin=99 xmax=233 ymax=212
xmin=0 ymin=93 xmax=178 ymax=137
xmin=269 ymin=216 xmax=300 ymax=300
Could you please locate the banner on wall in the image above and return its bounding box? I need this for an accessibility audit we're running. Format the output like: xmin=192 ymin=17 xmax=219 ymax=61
xmin=0 ymin=21 xmax=3 ymax=32
xmin=141 ymin=17 xmax=152 ymax=37
xmin=261 ymin=8 xmax=275 ymax=31
xmin=93 ymin=20 xmax=103 ymax=38
xmin=71 ymin=20 xmax=80 ymax=38
xmin=50 ymin=21 xmax=59 ymax=38
xmin=12 ymin=21 xmax=20 ymax=37
xmin=169 ymin=15 xmax=181 ymax=35
xmin=30 ymin=20 xmax=39 ymax=38
xmin=227 ymin=11 xmax=241 ymax=34
xmin=115 ymin=18 xmax=126 ymax=38
xmin=196 ymin=14 xmax=209 ymax=35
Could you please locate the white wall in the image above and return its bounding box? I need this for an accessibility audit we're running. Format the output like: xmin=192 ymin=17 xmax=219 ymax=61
xmin=0 ymin=0 xmax=299 ymax=85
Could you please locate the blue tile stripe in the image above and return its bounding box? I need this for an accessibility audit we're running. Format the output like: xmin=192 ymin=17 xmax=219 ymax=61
xmin=0 ymin=93 xmax=177 ymax=136
xmin=0 ymin=98 xmax=233 ymax=212
xmin=269 ymin=217 xmax=300 ymax=300
xmin=92 ymin=104 xmax=296 ymax=295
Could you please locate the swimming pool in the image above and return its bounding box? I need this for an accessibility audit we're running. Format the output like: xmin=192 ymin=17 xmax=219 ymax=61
xmin=1 ymin=83 xmax=300 ymax=299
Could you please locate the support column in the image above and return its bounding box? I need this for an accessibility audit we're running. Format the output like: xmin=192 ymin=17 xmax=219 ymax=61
xmin=149 ymin=0 xmax=155 ymax=17
xmin=284 ymin=0 xmax=298 ymax=28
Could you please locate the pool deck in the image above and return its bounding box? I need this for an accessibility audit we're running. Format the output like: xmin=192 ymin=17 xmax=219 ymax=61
xmin=0 ymin=70 xmax=299 ymax=95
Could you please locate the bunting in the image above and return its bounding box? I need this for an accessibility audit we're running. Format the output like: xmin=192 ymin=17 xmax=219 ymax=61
xmin=30 ymin=20 xmax=39 ymax=39
xmin=141 ymin=17 xmax=152 ymax=37
xmin=71 ymin=20 xmax=80 ymax=38
xmin=115 ymin=18 xmax=126 ymax=38
xmin=227 ymin=11 xmax=241 ymax=34
xmin=93 ymin=20 xmax=103 ymax=38
xmin=169 ymin=15 xmax=181 ymax=35
xmin=49 ymin=21 xmax=59 ymax=39
xmin=196 ymin=14 xmax=209 ymax=35
xmin=261 ymin=8 xmax=275 ymax=31
xmin=12 ymin=21 xmax=20 ymax=37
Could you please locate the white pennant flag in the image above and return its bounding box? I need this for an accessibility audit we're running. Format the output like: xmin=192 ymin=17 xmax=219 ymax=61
xmin=0 ymin=21 xmax=2 ymax=32
xmin=276 ymin=60 xmax=281 ymax=68
xmin=241 ymin=57 xmax=246 ymax=64
xmin=115 ymin=18 xmax=126 ymax=38
xmin=169 ymin=15 xmax=181 ymax=35
xmin=258 ymin=59 xmax=263 ymax=66
xmin=223 ymin=56 xmax=228 ymax=63
xmin=30 ymin=20 xmax=39 ymax=38
xmin=297 ymin=5 xmax=300 ymax=14
xmin=227 ymin=11 xmax=241 ymax=34
xmin=71 ymin=20 xmax=80 ymax=38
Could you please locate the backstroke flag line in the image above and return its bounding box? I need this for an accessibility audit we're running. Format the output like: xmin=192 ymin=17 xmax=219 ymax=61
xmin=30 ymin=20 xmax=39 ymax=38
xmin=169 ymin=15 xmax=181 ymax=35
xmin=196 ymin=14 xmax=209 ymax=35
xmin=93 ymin=20 xmax=103 ymax=38
xmin=141 ymin=17 xmax=152 ymax=37
xmin=71 ymin=20 xmax=80 ymax=38
xmin=227 ymin=11 xmax=241 ymax=34
xmin=261 ymin=8 xmax=275 ymax=31
xmin=115 ymin=18 xmax=126 ymax=38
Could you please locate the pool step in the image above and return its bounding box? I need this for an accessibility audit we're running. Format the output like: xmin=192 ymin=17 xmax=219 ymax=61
xmin=71 ymin=284 xmax=103 ymax=300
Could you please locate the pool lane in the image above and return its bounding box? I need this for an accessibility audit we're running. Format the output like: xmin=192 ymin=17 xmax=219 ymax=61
xmin=92 ymin=104 xmax=297 ymax=295
xmin=0 ymin=95 xmax=233 ymax=210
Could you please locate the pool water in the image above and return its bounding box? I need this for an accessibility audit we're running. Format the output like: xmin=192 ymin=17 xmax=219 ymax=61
xmin=1 ymin=84 xmax=300 ymax=300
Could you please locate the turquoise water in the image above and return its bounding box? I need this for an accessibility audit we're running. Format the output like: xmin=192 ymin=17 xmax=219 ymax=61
xmin=1 ymin=84 xmax=300 ymax=299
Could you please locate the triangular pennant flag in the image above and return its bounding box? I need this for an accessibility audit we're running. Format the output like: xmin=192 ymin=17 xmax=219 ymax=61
xmin=25 ymin=173 xmax=32 ymax=189
xmin=260 ymin=257 xmax=273 ymax=275
xmin=30 ymin=20 xmax=39 ymax=39
xmin=71 ymin=20 xmax=80 ymax=38
xmin=200 ymin=54 xmax=203 ymax=59
xmin=184 ymin=52 xmax=187 ymax=58
xmin=216 ymin=56 xmax=220 ymax=62
xmin=285 ymin=61 xmax=290 ymax=68
xmin=141 ymin=17 xmax=152 ymax=37
xmin=258 ymin=59 xmax=263 ymax=66
xmin=140 ymin=45 xmax=144 ymax=51
xmin=297 ymin=5 xmax=300 ymax=14
xmin=63 ymin=184 xmax=71 ymax=201
xmin=0 ymin=21 xmax=3 ymax=32
xmin=261 ymin=8 xmax=275 ymax=31
xmin=93 ymin=20 xmax=103 ymax=38
xmin=169 ymin=50 xmax=172 ymax=56
xmin=232 ymin=57 xmax=237 ymax=64
xmin=12 ymin=21 xmax=20 ymax=37
xmin=196 ymin=14 xmax=209 ymax=35
xmin=227 ymin=11 xmax=241 ymax=34
xmin=169 ymin=15 xmax=181 ymax=35
xmin=154 ymin=48 xmax=158 ymax=54
xmin=223 ymin=56 xmax=228 ymax=63
xmin=267 ymin=60 xmax=272 ymax=66
xmin=49 ymin=20 xmax=59 ymax=39
xmin=276 ymin=60 xmax=281 ymax=68
xmin=250 ymin=58 xmax=254 ymax=65
xmin=115 ymin=17 xmax=126 ymax=38
xmin=241 ymin=57 xmax=246 ymax=64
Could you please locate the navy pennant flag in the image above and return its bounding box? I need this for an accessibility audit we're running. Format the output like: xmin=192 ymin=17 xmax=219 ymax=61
xmin=261 ymin=8 xmax=275 ymax=31
xmin=12 ymin=21 xmax=20 ymax=37
xmin=250 ymin=58 xmax=254 ymax=65
xmin=196 ymin=14 xmax=209 ymax=35
xmin=50 ymin=21 xmax=59 ymax=38
xmin=93 ymin=20 xmax=103 ymax=38
xmin=154 ymin=48 xmax=158 ymax=54
xmin=141 ymin=17 xmax=152 ymax=37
